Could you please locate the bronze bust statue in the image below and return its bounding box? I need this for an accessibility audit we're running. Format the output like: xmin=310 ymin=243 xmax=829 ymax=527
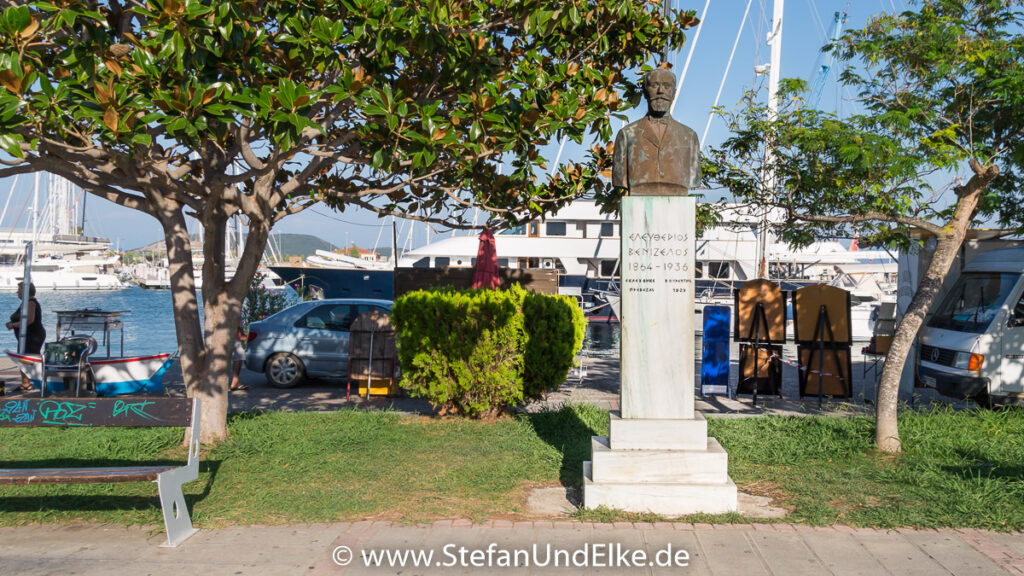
xmin=612 ymin=68 xmax=701 ymax=196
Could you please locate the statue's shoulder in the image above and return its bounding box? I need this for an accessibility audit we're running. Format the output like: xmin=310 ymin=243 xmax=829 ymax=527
xmin=619 ymin=118 xmax=644 ymax=135
xmin=668 ymin=118 xmax=698 ymax=138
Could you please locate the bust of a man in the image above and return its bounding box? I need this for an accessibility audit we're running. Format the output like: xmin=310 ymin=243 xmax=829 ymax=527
xmin=612 ymin=68 xmax=701 ymax=196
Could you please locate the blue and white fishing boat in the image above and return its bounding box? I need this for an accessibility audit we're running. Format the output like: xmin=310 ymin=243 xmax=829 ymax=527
xmin=6 ymin=350 xmax=175 ymax=396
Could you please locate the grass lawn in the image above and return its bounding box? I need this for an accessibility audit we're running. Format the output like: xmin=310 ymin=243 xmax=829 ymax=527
xmin=0 ymin=404 xmax=1022 ymax=530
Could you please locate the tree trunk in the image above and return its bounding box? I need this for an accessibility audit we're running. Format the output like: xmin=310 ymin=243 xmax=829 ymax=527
xmin=874 ymin=163 xmax=997 ymax=453
xmin=159 ymin=204 xmax=272 ymax=443
xmin=193 ymin=210 xmax=271 ymax=443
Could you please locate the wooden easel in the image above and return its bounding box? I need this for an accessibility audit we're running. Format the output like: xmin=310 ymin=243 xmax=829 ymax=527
xmin=804 ymin=304 xmax=851 ymax=407
xmin=734 ymin=280 xmax=785 ymax=404
xmin=745 ymin=302 xmax=771 ymax=406
xmin=347 ymin=310 xmax=399 ymax=400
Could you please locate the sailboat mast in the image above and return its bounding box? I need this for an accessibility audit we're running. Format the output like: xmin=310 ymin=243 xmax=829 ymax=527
xmin=661 ymin=0 xmax=671 ymax=64
xmin=756 ymin=0 xmax=784 ymax=278
xmin=31 ymin=172 xmax=39 ymax=244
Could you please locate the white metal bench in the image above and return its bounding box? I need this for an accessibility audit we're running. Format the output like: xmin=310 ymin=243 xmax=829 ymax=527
xmin=0 ymin=397 xmax=202 ymax=547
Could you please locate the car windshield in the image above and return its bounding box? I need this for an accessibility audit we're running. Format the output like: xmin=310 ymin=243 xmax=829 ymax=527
xmin=928 ymin=272 xmax=1021 ymax=334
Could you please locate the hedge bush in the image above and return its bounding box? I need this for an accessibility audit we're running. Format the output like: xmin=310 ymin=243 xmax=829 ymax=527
xmin=523 ymin=291 xmax=586 ymax=399
xmin=392 ymin=285 xmax=585 ymax=417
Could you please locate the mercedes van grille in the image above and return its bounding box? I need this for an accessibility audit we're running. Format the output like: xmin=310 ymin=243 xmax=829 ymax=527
xmin=920 ymin=345 xmax=956 ymax=367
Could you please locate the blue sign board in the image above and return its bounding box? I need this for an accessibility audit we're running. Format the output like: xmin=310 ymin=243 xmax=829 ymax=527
xmin=701 ymin=305 xmax=731 ymax=395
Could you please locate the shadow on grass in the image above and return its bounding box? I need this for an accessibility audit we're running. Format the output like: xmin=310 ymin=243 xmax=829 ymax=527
xmin=523 ymin=404 xmax=603 ymax=488
xmin=0 ymin=459 xmax=222 ymax=514
xmin=946 ymin=447 xmax=1024 ymax=481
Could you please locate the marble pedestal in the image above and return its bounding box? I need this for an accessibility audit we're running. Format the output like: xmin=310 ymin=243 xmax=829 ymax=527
xmin=582 ymin=196 xmax=737 ymax=516
xmin=583 ymin=413 xmax=737 ymax=515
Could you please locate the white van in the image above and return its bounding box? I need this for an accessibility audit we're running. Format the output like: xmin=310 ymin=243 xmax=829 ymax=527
xmin=918 ymin=245 xmax=1024 ymax=403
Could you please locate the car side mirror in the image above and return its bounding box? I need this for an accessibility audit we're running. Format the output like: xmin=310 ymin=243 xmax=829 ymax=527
xmin=1010 ymin=315 xmax=1024 ymax=328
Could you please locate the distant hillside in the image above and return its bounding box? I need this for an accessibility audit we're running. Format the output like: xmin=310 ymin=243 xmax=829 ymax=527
xmin=266 ymin=233 xmax=339 ymax=259
xmin=129 ymin=233 xmax=338 ymax=259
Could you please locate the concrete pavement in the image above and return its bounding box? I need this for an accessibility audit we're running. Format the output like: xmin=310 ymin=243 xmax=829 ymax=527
xmin=2 ymin=521 xmax=1023 ymax=575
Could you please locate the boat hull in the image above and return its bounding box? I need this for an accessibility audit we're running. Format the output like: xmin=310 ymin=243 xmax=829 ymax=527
xmin=6 ymin=351 xmax=175 ymax=396
xmin=269 ymin=266 xmax=395 ymax=300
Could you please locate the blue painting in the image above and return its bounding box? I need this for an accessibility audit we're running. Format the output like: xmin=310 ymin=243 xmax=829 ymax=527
xmin=701 ymin=306 xmax=730 ymax=395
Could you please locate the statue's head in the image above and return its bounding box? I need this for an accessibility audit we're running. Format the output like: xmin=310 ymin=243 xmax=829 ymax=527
xmin=643 ymin=68 xmax=676 ymax=116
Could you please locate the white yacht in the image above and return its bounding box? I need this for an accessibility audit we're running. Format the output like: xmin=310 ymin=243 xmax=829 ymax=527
xmin=0 ymin=174 xmax=128 ymax=290
xmin=0 ymin=253 xmax=127 ymax=291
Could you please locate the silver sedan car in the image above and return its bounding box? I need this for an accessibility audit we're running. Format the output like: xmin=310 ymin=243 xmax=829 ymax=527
xmin=244 ymin=298 xmax=393 ymax=388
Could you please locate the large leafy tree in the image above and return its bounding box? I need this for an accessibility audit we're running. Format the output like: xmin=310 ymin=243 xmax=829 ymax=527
xmin=708 ymin=0 xmax=1024 ymax=452
xmin=0 ymin=0 xmax=697 ymax=440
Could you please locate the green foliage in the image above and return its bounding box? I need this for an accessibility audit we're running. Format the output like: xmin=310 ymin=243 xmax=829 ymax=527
xmin=393 ymin=286 xmax=526 ymax=417
xmin=240 ymin=271 xmax=292 ymax=332
xmin=392 ymin=285 xmax=585 ymax=417
xmin=522 ymin=291 xmax=586 ymax=398
xmin=707 ymin=1 xmax=1024 ymax=454
xmin=707 ymin=0 xmax=1024 ymax=247
xmin=0 ymin=0 xmax=698 ymax=230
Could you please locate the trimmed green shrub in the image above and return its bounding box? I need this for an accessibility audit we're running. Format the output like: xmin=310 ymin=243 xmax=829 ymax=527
xmin=393 ymin=286 xmax=526 ymax=417
xmin=392 ymin=285 xmax=586 ymax=417
xmin=523 ymin=292 xmax=586 ymax=398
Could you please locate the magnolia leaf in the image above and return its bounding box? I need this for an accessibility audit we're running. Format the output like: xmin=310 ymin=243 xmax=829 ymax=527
xmin=105 ymin=59 xmax=123 ymax=77
xmin=103 ymin=107 xmax=119 ymax=132
xmin=19 ymin=17 xmax=39 ymax=39
xmin=95 ymin=83 xmax=112 ymax=105
xmin=0 ymin=70 xmax=20 ymax=93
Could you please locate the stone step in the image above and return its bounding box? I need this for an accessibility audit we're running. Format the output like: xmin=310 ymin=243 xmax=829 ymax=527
xmin=608 ymin=411 xmax=708 ymax=451
xmin=590 ymin=436 xmax=729 ymax=484
xmin=583 ymin=461 xmax=738 ymax=516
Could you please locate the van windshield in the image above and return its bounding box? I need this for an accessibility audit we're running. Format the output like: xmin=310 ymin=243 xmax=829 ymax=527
xmin=928 ymin=272 xmax=1021 ymax=333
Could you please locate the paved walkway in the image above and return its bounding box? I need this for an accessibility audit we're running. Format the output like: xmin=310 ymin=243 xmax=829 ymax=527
xmin=2 ymin=521 xmax=1023 ymax=575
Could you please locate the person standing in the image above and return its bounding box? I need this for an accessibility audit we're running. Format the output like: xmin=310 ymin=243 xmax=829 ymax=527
xmin=6 ymin=282 xmax=45 ymax=391
xmin=230 ymin=322 xmax=248 ymax=391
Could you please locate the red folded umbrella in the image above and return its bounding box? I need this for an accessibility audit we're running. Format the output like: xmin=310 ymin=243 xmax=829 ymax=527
xmin=471 ymin=228 xmax=501 ymax=289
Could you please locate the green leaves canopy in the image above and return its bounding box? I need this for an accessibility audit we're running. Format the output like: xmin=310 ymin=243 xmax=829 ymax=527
xmin=708 ymin=0 xmax=1024 ymax=247
xmin=0 ymin=0 xmax=696 ymax=228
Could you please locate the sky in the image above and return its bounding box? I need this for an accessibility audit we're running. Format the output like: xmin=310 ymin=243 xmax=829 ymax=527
xmin=0 ymin=0 xmax=915 ymax=253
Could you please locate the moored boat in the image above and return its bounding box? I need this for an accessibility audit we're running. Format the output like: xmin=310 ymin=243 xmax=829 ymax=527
xmin=6 ymin=350 xmax=175 ymax=396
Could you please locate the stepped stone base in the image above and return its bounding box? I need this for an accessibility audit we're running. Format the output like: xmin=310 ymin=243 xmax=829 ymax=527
xmin=583 ymin=462 xmax=738 ymax=515
xmin=608 ymin=411 xmax=708 ymax=450
xmin=590 ymin=436 xmax=729 ymax=484
xmin=584 ymin=415 xmax=738 ymax=516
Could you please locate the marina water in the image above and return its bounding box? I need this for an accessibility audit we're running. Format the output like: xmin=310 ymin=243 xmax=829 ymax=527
xmin=0 ymin=287 xmax=193 ymax=356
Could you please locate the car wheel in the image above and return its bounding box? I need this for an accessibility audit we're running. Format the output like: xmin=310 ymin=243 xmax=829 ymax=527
xmin=266 ymin=353 xmax=305 ymax=388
